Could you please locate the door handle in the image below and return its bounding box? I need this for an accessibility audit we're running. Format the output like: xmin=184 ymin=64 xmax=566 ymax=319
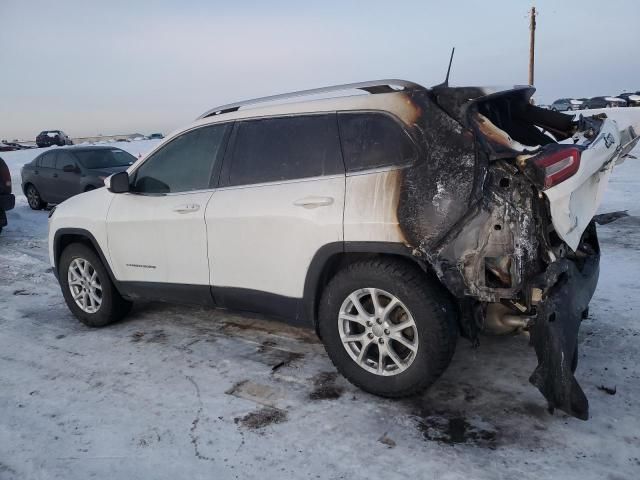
xmin=293 ymin=196 xmax=334 ymax=209
xmin=172 ymin=203 xmax=201 ymax=214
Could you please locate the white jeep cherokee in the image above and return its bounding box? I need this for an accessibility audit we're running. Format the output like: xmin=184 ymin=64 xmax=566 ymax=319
xmin=48 ymin=80 xmax=637 ymax=419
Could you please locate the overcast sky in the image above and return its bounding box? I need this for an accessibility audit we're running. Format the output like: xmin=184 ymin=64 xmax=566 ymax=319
xmin=1 ymin=0 xmax=638 ymax=140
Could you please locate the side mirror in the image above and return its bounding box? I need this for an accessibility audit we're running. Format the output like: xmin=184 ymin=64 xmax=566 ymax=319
xmin=106 ymin=171 xmax=130 ymax=193
xmin=63 ymin=164 xmax=79 ymax=173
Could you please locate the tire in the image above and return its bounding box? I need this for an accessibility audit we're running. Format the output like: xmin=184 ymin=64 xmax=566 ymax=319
xmin=318 ymin=259 xmax=458 ymax=398
xmin=25 ymin=184 xmax=46 ymax=210
xmin=59 ymin=243 xmax=132 ymax=327
xmin=84 ymin=185 xmax=96 ymax=192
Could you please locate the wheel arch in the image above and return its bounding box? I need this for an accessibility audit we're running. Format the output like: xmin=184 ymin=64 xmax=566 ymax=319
xmin=53 ymin=228 xmax=120 ymax=291
xmin=301 ymin=241 xmax=443 ymax=335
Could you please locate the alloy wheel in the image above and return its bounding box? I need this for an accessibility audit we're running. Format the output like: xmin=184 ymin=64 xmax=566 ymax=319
xmin=67 ymin=258 xmax=102 ymax=313
xmin=26 ymin=186 xmax=39 ymax=209
xmin=338 ymin=288 xmax=419 ymax=376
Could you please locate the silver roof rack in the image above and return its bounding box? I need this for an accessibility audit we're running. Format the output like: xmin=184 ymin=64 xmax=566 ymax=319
xmin=197 ymin=79 xmax=424 ymax=120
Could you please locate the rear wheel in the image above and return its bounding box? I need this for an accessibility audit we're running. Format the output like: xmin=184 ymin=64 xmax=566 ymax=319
xmin=25 ymin=184 xmax=46 ymax=210
xmin=318 ymin=259 xmax=458 ymax=397
xmin=59 ymin=243 xmax=132 ymax=327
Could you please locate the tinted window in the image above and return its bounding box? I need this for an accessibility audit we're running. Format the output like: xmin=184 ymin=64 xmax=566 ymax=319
xmin=227 ymin=115 xmax=343 ymax=186
xmin=55 ymin=152 xmax=77 ymax=170
xmin=338 ymin=112 xmax=417 ymax=172
xmin=73 ymin=149 xmax=136 ymax=169
xmin=39 ymin=152 xmax=56 ymax=168
xmin=132 ymin=124 xmax=230 ymax=194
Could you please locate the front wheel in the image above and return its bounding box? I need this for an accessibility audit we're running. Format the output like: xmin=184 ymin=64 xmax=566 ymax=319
xmin=59 ymin=243 xmax=132 ymax=327
xmin=318 ymin=259 xmax=458 ymax=398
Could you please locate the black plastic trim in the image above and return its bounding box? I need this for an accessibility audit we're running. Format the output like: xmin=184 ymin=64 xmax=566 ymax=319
xmin=0 ymin=193 xmax=15 ymax=211
xmin=53 ymin=228 xmax=119 ymax=286
xmin=301 ymin=241 xmax=423 ymax=331
xmin=119 ymin=282 xmax=215 ymax=306
xmin=212 ymin=286 xmax=303 ymax=326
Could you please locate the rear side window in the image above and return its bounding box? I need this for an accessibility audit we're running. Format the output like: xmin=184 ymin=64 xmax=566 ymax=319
xmin=338 ymin=112 xmax=417 ymax=172
xmin=132 ymin=124 xmax=230 ymax=194
xmin=39 ymin=153 xmax=56 ymax=168
xmin=227 ymin=114 xmax=343 ymax=186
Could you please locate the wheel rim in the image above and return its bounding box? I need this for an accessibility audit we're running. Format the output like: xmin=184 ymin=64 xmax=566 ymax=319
xmin=338 ymin=288 xmax=418 ymax=376
xmin=27 ymin=187 xmax=39 ymax=208
xmin=67 ymin=258 xmax=102 ymax=313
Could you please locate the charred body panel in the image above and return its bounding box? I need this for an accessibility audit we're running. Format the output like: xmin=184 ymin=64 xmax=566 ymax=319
xmin=378 ymin=85 xmax=609 ymax=419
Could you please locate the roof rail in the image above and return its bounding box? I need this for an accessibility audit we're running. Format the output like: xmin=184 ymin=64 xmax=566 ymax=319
xmin=197 ymin=79 xmax=424 ymax=120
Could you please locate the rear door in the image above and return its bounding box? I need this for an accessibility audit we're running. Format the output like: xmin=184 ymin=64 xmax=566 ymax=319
xmin=206 ymin=114 xmax=345 ymax=307
xmin=107 ymin=124 xmax=231 ymax=287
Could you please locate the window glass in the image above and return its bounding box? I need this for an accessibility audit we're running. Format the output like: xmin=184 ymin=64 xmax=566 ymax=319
xmin=73 ymin=149 xmax=136 ymax=169
xmin=228 ymin=115 xmax=343 ymax=186
xmin=39 ymin=152 xmax=56 ymax=169
xmin=132 ymin=125 xmax=230 ymax=194
xmin=338 ymin=112 xmax=417 ymax=172
xmin=55 ymin=152 xmax=77 ymax=170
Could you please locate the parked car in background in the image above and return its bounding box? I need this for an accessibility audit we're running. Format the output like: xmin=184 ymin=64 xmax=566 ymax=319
xmin=148 ymin=133 xmax=164 ymax=140
xmin=0 ymin=140 xmax=36 ymax=151
xmin=581 ymin=96 xmax=627 ymax=109
xmin=21 ymin=146 xmax=136 ymax=209
xmin=36 ymin=130 xmax=73 ymax=148
xmin=618 ymin=92 xmax=640 ymax=107
xmin=0 ymin=156 xmax=15 ymax=234
xmin=550 ymin=98 xmax=583 ymax=111
xmin=0 ymin=142 xmax=20 ymax=152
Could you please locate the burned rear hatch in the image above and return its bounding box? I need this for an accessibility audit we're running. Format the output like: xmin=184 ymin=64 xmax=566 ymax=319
xmin=416 ymin=85 xmax=634 ymax=419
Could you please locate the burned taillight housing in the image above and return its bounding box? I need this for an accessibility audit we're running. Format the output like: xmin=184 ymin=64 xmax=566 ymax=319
xmin=533 ymin=146 xmax=581 ymax=189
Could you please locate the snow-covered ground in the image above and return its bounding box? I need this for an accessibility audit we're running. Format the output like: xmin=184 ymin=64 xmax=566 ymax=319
xmin=1 ymin=126 xmax=639 ymax=479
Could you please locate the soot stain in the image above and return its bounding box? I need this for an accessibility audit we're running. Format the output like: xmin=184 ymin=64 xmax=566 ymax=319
xmin=416 ymin=410 xmax=498 ymax=448
xmin=309 ymin=371 xmax=344 ymax=400
xmin=234 ymin=407 xmax=287 ymax=430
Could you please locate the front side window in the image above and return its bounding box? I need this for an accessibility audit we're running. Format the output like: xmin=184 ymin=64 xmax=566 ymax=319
xmin=39 ymin=152 xmax=56 ymax=168
xmin=338 ymin=112 xmax=417 ymax=172
xmin=55 ymin=152 xmax=77 ymax=170
xmin=132 ymin=124 xmax=230 ymax=194
xmin=227 ymin=114 xmax=343 ymax=186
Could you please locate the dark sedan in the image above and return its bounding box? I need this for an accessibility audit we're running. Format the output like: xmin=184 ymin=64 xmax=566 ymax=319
xmin=1 ymin=156 xmax=16 ymax=234
xmin=21 ymin=146 xmax=136 ymax=209
xmin=36 ymin=130 xmax=73 ymax=148
xmin=581 ymin=96 xmax=627 ymax=109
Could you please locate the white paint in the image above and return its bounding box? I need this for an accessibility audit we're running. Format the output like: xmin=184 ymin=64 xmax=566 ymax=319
xmin=344 ymin=169 xmax=406 ymax=243
xmin=107 ymin=190 xmax=215 ymax=284
xmin=206 ymin=176 xmax=344 ymax=297
xmin=544 ymin=118 xmax=626 ymax=250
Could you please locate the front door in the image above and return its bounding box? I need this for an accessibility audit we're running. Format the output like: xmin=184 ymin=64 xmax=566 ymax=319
xmin=53 ymin=151 xmax=83 ymax=202
xmin=106 ymin=123 xmax=232 ymax=289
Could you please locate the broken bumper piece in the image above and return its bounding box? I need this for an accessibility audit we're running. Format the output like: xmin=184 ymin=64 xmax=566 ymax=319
xmin=528 ymin=250 xmax=599 ymax=420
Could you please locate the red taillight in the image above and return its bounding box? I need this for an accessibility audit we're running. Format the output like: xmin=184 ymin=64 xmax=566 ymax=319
xmin=534 ymin=147 xmax=581 ymax=189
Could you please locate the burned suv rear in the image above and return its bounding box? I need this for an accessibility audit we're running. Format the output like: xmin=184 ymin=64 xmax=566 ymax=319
xmin=393 ymin=85 xmax=637 ymax=419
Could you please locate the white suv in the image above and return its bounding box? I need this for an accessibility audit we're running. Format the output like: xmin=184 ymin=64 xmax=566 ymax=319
xmin=48 ymin=80 xmax=637 ymax=419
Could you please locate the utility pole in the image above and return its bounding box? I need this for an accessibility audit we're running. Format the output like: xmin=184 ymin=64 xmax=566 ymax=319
xmin=528 ymin=6 xmax=537 ymax=86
